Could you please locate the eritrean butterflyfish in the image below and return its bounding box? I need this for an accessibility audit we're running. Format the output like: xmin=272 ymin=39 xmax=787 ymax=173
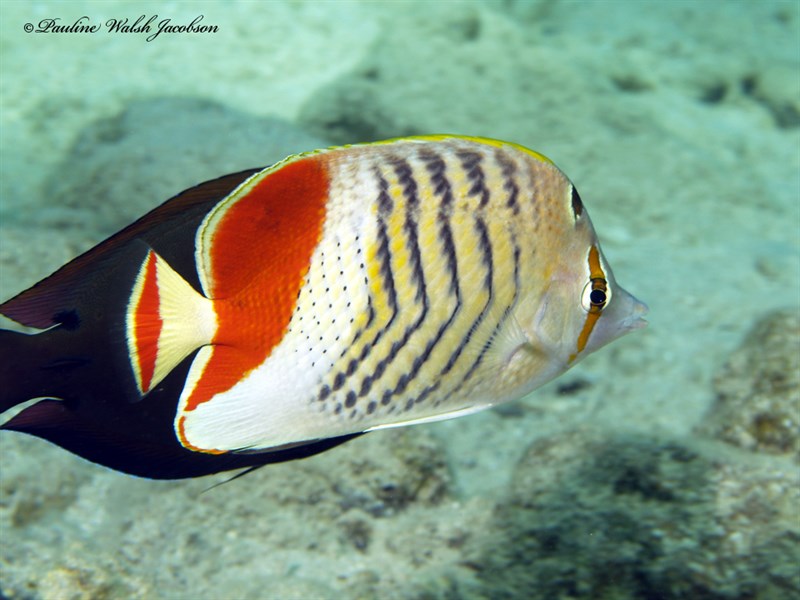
xmin=0 ymin=136 xmax=647 ymax=479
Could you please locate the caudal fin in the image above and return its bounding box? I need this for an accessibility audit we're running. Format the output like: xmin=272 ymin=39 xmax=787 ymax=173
xmin=0 ymin=169 xmax=356 ymax=478
xmin=0 ymin=328 xmax=66 ymax=415
xmin=0 ymin=322 xmax=363 ymax=480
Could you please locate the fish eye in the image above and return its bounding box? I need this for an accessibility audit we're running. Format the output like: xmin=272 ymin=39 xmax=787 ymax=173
xmin=581 ymin=278 xmax=609 ymax=313
xmin=590 ymin=288 xmax=606 ymax=306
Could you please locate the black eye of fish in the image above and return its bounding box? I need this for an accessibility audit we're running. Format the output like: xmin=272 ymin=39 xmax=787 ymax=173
xmin=590 ymin=288 xmax=607 ymax=307
xmin=587 ymin=277 xmax=608 ymax=312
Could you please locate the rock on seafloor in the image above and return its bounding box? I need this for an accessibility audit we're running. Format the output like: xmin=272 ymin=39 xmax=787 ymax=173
xmin=467 ymin=428 xmax=800 ymax=600
xmin=698 ymin=308 xmax=800 ymax=461
xmin=0 ymin=426 xmax=485 ymax=599
xmin=297 ymin=2 xmax=799 ymax=149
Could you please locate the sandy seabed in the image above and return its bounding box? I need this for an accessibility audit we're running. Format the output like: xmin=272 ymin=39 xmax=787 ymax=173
xmin=0 ymin=1 xmax=798 ymax=598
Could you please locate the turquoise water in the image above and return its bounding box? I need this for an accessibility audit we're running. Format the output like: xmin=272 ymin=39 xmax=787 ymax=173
xmin=0 ymin=1 xmax=798 ymax=598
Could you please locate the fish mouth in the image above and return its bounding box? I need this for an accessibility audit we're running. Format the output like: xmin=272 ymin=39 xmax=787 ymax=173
xmin=623 ymin=297 xmax=649 ymax=331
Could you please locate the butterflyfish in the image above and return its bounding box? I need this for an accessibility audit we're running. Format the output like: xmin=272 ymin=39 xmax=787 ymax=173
xmin=0 ymin=136 xmax=647 ymax=479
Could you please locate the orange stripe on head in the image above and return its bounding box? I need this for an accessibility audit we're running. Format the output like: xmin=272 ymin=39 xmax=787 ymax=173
xmin=570 ymin=311 xmax=601 ymax=364
xmin=587 ymin=245 xmax=605 ymax=281
xmin=568 ymin=245 xmax=607 ymax=364
xmin=181 ymin=155 xmax=330 ymax=414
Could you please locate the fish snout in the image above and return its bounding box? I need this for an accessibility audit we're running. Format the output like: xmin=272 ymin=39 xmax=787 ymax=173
xmin=621 ymin=292 xmax=648 ymax=331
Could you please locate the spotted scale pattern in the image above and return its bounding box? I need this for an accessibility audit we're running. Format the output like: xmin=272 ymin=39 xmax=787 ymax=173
xmin=295 ymin=139 xmax=551 ymax=429
xmin=179 ymin=136 xmax=594 ymax=452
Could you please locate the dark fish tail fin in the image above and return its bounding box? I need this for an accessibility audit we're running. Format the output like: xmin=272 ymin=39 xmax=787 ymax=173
xmin=0 ymin=321 xmax=365 ymax=479
xmin=0 ymin=168 xmax=367 ymax=478
xmin=0 ymin=321 xmax=133 ymax=417
xmin=0 ymin=328 xmax=59 ymax=414
xmin=0 ymin=170 xmax=262 ymax=421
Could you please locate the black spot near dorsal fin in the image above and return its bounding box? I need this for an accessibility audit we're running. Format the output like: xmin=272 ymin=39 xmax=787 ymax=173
xmin=571 ymin=186 xmax=583 ymax=219
xmin=53 ymin=309 xmax=80 ymax=330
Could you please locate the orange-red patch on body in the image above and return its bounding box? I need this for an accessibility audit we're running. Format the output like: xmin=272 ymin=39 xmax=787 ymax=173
xmin=182 ymin=156 xmax=330 ymax=414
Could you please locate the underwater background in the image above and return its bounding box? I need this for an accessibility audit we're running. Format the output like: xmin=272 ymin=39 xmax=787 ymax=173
xmin=0 ymin=1 xmax=798 ymax=598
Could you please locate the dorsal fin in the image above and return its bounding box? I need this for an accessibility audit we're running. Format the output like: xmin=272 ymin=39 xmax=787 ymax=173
xmin=1 ymin=168 xmax=260 ymax=328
